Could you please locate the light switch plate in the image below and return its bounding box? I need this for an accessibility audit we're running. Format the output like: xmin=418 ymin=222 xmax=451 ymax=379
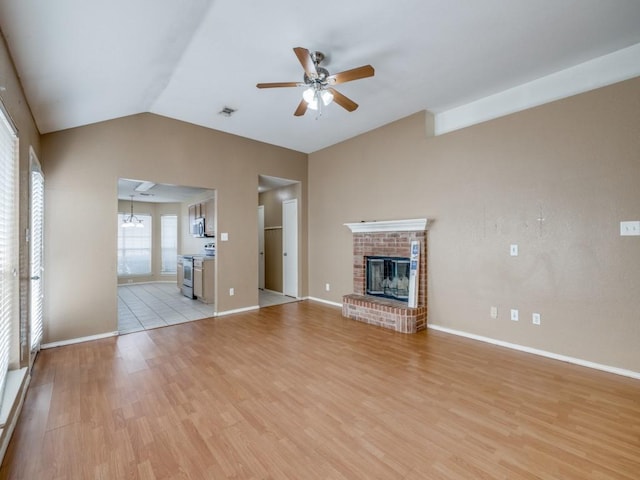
xmin=620 ymin=221 xmax=640 ymax=236
xmin=510 ymin=309 xmax=519 ymax=321
xmin=510 ymin=244 xmax=518 ymax=256
xmin=221 ymin=232 xmax=229 ymax=241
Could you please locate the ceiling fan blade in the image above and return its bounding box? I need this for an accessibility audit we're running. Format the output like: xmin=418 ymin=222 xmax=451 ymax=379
xmin=328 ymin=88 xmax=358 ymax=112
xmin=256 ymin=82 xmax=303 ymax=88
xmin=294 ymin=47 xmax=317 ymax=78
xmin=327 ymin=65 xmax=375 ymax=85
xmin=294 ymin=99 xmax=308 ymax=116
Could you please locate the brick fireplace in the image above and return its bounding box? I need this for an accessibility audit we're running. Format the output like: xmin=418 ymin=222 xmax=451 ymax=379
xmin=342 ymin=219 xmax=428 ymax=334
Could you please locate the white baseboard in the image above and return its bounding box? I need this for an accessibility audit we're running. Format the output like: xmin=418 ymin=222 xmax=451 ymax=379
xmin=41 ymin=330 xmax=119 ymax=349
xmin=215 ymin=305 xmax=260 ymax=317
xmin=307 ymin=297 xmax=343 ymax=308
xmin=428 ymin=324 xmax=640 ymax=380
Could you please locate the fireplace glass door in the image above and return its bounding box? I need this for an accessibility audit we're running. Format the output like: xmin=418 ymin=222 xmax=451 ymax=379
xmin=366 ymin=256 xmax=410 ymax=302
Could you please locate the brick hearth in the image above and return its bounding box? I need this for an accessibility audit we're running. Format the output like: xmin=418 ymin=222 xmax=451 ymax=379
xmin=342 ymin=219 xmax=428 ymax=334
xmin=342 ymin=294 xmax=427 ymax=333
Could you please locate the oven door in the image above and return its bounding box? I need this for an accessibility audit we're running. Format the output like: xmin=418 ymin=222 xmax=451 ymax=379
xmin=181 ymin=257 xmax=195 ymax=298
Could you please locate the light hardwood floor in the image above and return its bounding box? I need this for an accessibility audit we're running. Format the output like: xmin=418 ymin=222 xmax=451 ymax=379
xmin=1 ymin=301 xmax=639 ymax=479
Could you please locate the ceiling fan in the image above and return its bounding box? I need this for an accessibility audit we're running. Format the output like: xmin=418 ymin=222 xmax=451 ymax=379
xmin=256 ymin=47 xmax=375 ymax=117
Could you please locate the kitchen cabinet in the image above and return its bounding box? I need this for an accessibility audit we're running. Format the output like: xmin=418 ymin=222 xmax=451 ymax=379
xmin=204 ymin=197 xmax=215 ymax=237
xmin=188 ymin=197 xmax=215 ymax=237
xmin=193 ymin=257 xmax=215 ymax=304
xmin=188 ymin=204 xmax=196 ymax=234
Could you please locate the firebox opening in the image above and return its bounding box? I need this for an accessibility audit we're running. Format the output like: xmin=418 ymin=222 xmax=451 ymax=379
xmin=366 ymin=256 xmax=410 ymax=303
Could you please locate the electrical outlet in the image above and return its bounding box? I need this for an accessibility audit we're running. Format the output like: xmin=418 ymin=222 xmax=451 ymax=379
xmin=510 ymin=309 xmax=519 ymax=321
xmin=510 ymin=244 xmax=518 ymax=256
xmin=490 ymin=306 xmax=498 ymax=319
xmin=532 ymin=313 xmax=541 ymax=325
xmin=229 ymin=287 xmax=234 ymax=296
xmin=620 ymin=221 xmax=640 ymax=236
xmin=325 ymin=283 xmax=331 ymax=292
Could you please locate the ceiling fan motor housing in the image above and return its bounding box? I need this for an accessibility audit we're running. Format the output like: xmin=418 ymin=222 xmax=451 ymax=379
xmin=310 ymin=51 xmax=325 ymax=65
xmin=304 ymin=66 xmax=330 ymax=86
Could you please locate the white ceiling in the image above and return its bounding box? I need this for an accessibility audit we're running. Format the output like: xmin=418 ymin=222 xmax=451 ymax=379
xmin=1 ymin=1 xmax=640 ymax=153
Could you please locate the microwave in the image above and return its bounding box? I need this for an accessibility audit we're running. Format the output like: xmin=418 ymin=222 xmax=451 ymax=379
xmin=192 ymin=217 xmax=205 ymax=237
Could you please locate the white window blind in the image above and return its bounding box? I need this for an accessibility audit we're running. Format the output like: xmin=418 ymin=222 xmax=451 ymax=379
xmin=0 ymin=103 xmax=18 ymax=400
xmin=161 ymin=215 xmax=177 ymax=274
xmin=30 ymin=169 xmax=44 ymax=350
xmin=117 ymin=214 xmax=152 ymax=276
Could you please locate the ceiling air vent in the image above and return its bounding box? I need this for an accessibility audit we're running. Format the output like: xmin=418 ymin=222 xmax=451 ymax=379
xmin=218 ymin=106 xmax=236 ymax=117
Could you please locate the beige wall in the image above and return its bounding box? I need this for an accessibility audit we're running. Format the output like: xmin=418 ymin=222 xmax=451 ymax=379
xmin=309 ymin=78 xmax=640 ymax=372
xmin=259 ymin=183 xmax=300 ymax=291
xmin=41 ymin=113 xmax=307 ymax=343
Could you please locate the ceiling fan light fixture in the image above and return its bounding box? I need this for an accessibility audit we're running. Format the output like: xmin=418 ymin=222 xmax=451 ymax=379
xmin=303 ymin=87 xmax=333 ymax=111
xmin=302 ymin=87 xmax=315 ymax=103
xmin=302 ymin=87 xmax=318 ymax=110
xmin=321 ymin=90 xmax=334 ymax=106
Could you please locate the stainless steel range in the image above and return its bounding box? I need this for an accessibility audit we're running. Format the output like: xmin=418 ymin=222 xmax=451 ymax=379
xmin=181 ymin=255 xmax=196 ymax=299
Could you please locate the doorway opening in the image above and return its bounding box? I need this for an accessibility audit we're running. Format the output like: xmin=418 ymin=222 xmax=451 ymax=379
xmin=116 ymin=178 xmax=216 ymax=333
xmin=258 ymin=175 xmax=300 ymax=308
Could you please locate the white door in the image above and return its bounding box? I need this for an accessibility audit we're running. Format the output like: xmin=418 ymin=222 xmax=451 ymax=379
xmin=29 ymin=149 xmax=44 ymax=357
xmin=258 ymin=205 xmax=265 ymax=290
xmin=282 ymin=199 xmax=298 ymax=298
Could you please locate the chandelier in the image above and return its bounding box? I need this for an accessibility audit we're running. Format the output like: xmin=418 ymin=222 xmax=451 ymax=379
xmin=121 ymin=195 xmax=144 ymax=228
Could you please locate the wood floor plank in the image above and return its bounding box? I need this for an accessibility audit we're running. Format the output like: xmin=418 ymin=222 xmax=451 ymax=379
xmin=1 ymin=300 xmax=639 ymax=479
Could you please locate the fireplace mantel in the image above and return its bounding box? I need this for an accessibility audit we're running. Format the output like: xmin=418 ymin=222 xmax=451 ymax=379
xmin=344 ymin=218 xmax=429 ymax=233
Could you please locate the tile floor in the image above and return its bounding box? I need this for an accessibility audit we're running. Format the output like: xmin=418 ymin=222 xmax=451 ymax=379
xmin=118 ymin=283 xmax=298 ymax=334
xmin=118 ymin=283 xmax=216 ymax=334
xmin=258 ymin=289 xmax=299 ymax=308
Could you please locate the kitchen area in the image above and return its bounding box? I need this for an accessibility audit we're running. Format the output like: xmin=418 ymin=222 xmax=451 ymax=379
xmin=117 ymin=179 xmax=218 ymax=334
xmin=178 ymin=196 xmax=216 ymax=303
xmin=117 ymin=175 xmax=301 ymax=335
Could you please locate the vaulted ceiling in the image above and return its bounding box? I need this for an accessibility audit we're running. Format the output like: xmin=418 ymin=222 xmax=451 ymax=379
xmin=1 ymin=1 xmax=639 ymax=153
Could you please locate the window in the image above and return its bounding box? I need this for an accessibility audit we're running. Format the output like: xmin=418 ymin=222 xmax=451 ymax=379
xmin=0 ymin=102 xmax=18 ymax=400
xmin=117 ymin=214 xmax=152 ymax=276
xmin=161 ymin=215 xmax=177 ymax=274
